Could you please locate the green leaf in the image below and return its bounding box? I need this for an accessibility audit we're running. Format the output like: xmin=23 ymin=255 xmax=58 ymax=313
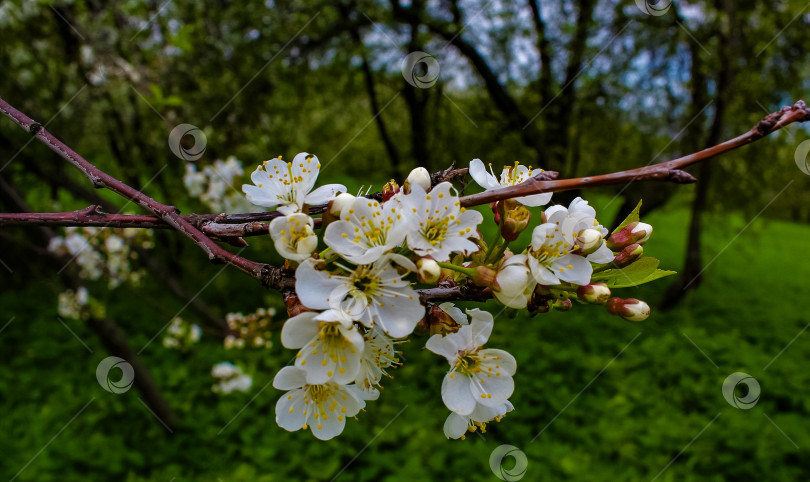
xmin=592 ymin=260 xmax=676 ymax=288
xmin=634 ymin=269 xmax=677 ymax=286
xmin=591 ymin=257 xmax=659 ymax=286
xmin=612 ymin=200 xmax=642 ymax=234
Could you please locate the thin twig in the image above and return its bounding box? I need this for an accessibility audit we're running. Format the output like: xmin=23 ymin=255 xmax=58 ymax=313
xmin=1 ymin=95 xmax=808 ymax=303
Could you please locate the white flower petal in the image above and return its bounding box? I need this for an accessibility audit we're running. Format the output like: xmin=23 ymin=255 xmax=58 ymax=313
xmin=469 ymin=158 xmax=500 ymax=189
xmin=305 ymin=183 xmax=347 ymax=205
xmin=438 ymin=302 xmax=468 ymax=325
xmin=554 ymin=254 xmax=592 ymax=286
xmin=275 ymin=388 xmax=307 ymax=431
xmin=295 ymin=259 xmax=346 ymax=310
xmin=444 ymin=412 xmax=469 ymax=439
xmin=280 ymin=312 xmax=320 ymax=349
xmin=272 ymin=366 xmax=307 ymax=390
xmin=515 ymin=192 xmax=553 ymax=207
xmin=442 ymin=372 xmax=477 ymax=415
xmin=468 ymin=372 xmax=514 ymax=407
xmin=479 ymin=348 xmax=517 ymax=376
xmin=467 ymin=309 xmax=494 ymax=347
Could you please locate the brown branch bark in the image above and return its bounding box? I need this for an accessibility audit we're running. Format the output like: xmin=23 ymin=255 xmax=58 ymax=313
xmin=2 ymin=94 xmax=808 ymax=304
xmin=457 ymin=100 xmax=810 ymax=208
xmin=0 ymin=96 xmax=269 ymax=281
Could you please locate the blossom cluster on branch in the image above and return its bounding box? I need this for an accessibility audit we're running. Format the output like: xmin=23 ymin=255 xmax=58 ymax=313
xmin=3 ymin=96 xmax=806 ymax=443
xmin=227 ymin=152 xmax=669 ymax=440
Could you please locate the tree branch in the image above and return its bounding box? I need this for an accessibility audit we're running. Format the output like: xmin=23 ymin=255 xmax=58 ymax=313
xmin=2 ymin=94 xmax=808 ymax=304
xmin=458 ymin=100 xmax=810 ymax=207
xmin=0 ymin=95 xmax=269 ymax=281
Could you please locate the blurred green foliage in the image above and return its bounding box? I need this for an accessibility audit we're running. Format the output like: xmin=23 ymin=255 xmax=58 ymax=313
xmin=3 ymin=200 xmax=810 ymax=481
xmin=2 ymin=0 xmax=810 ymax=480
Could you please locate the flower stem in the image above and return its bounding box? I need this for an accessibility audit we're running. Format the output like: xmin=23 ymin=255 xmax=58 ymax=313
xmin=437 ymin=262 xmax=476 ymax=278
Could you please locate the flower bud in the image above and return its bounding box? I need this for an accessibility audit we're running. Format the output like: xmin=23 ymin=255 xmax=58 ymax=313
xmin=493 ymin=255 xmax=535 ymax=309
xmin=404 ymin=167 xmax=431 ymax=193
xmin=417 ymin=257 xmax=441 ymax=284
xmin=606 ymin=222 xmax=653 ymax=251
xmin=552 ymin=298 xmax=573 ymax=311
xmin=612 ymin=243 xmax=643 ymax=268
xmin=575 ymin=228 xmax=603 ymax=255
xmin=427 ymin=303 xmax=462 ymax=336
xmin=382 ymin=180 xmax=400 ymax=202
xmin=606 ymin=297 xmax=650 ymax=322
xmin=499 ymin=200 xmax=532 ymax=242
xmin=471 ymin=265 xmax=498 ymax=288
xmin=577 ymin=282 xmax=611 ymax=304
xmin=632 ymin=222 xmax=653 ymax=244
xmin=329 ymin=192 xmax=356 ymax=217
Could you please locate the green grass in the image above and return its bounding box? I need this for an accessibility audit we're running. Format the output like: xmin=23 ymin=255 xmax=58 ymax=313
xmin=2 ymin=199 xmax=810 ymax=481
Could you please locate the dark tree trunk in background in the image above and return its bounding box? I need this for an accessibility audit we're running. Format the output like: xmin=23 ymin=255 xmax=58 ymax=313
xmin=661 ymin=0 xmax=736 ymax=309
xmin=345 ymin=16 xmax=403 ymax=179
xmin=402 ymin=0 xmax=431 ymax=170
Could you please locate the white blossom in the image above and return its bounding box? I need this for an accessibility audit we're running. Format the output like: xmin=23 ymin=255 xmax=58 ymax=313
xmin=269 ymin=213 xmax=318 ymax=261
xmin=527 ymin=222 xmax=593 ymax=286
xmin=211 ymin=362 xmax=253 ymax=394
xmin=242 ymin=152 xmax=346 ymax=215
xmin=295 ymin=255 xmax=423 ymax=338
xmin=323 ymin=196 xmax=407 ymax=265
xmin=281 ymin=310 xmax=364 ymax=385
xmin=469 ymin=158 xmax=552 ymax=207
xmin=426 ymin=309 xmax=517 ymax=415
xmin=354 ymin=325 xmax=399 ymax=398
xmin=400 ymin=182 xmax=483 ymax=261
xmin=493 ymin=255 xmax=537 ymax=309
xmin=273 ymin=366 xmax=366 ymax=440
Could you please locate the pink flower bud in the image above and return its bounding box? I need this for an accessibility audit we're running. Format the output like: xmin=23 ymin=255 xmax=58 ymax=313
xmin=606 ymin=297 xmax=650 ymax=322
xmin=612 ymin=243 xmax=643 ymax=268
xmin=606 ymin=222 xmax=653 ymax=251
xmin=552 ymin=298 xmax=573 ymax=311
xmin=577 ymin=282 xmax=611 ymax=304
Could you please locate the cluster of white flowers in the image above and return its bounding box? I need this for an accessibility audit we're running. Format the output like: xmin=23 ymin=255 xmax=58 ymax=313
xmin=48 ymin=226 xmax=153 ymax=288
xmin=162 ymin=317 xmax=202 ymax=350
xmin=233 ymin=153 xmax=658 ymax=440
xmin=183 ymin=156 xmax=254 ymax=213
xmin=211 ymin=362 xmax=253 ymax=394
xmin=57 ymin=287 xmax=90 ymax=319
xmin=224 ymin=307 xmax=276 ymax=349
